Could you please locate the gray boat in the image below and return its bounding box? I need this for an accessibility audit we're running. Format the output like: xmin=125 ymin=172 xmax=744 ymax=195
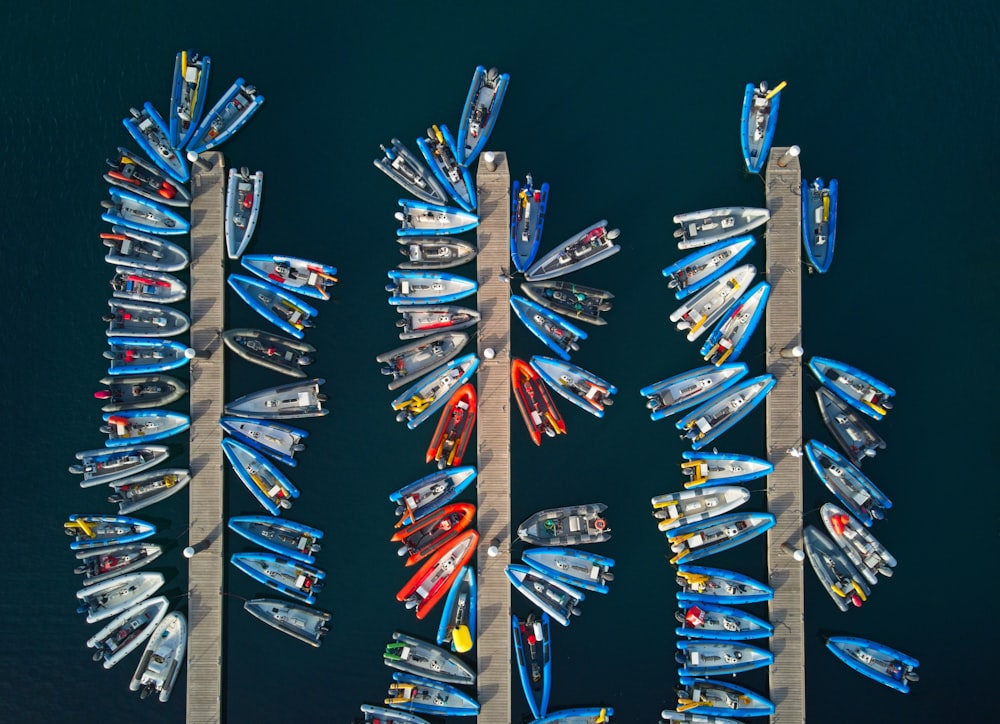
xmin=102 ymin=226 xmax=189 ymax=271
xmin=74 ymin=543 xmax=163 ymax=586
xmin=815 ymin=387 xmax=886 ymax=466
xmin=374 ymin=138 xmax=450 ymax=205
xmin=110 ymin=267 xmax=187 ymax=304
xmin=243 ymin=598 xmax=331 ymax=648
xmin=670 ymin=265 xmax=757 ymax=342
xmin=383 ymin=631 xmax=476 ymax=685
xmin=105 ymin=300 xmax=191 ymax=338
xmin=76 ymin=571 xmax=165 ymax=624
xmin=820 ymin=503 xmax=896 ymax=586
xmin=70 ymin=445 xmax=171 ymax=487
xmin=104 ymin=147 xmax=192 ymax=208
xmin=803 ymin=524 xmax=871 ymax=612
xmin=86 ymin=595 xmax=169 ymax=670
xmin=225 ymin=378 xmax=328 ymax=419
xmin=525 ymin=220 xmax=622 ymax=282
xmin=225 ymin=167 xmax=263 ymax=259
xmin=521 ymin=281 xmax=613 ymax=326
xmin=129 ymin=611 xmax=186 ymax=702
xmin=95 ymin=375 xmax=187 ymax=412
xmin=376 ymin=331 xmax=470 ymax=390
xmin=223 ymin=328 xmax=316 ymax=378
xmin=397 ymin=236 xmax=478 ymax=270
xmin=517 ymin=503 xmax=611 ymax=546
xmin=672 ymin=207 xmax=770 ymax=249
xmin=108 ymin=468 xmax=190 ymax=514
xmin=396 ymin=305 xmax=480 ymax=340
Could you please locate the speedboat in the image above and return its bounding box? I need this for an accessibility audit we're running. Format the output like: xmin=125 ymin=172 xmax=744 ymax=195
xmin=104 ymin=148 xmax=191 ymax=208
xmin=826 ymin=636 xmax=919 ymax=693
xmin=389 ymin=467 xmax=477 ymax=528
xmin=228 ymin=274 xmax=318 ymax=340
xmin=815 ymin=387 xmax=886 ymax=466
xmin=227 ymin=515 xmax=323 ymax=564
xmin=105 ymin=300 xmax=190 ymax=337
xmin=390 ymin=354 xmax=479 ymax=430
xmin=74 ymin=543 xmax=163 ymax=586
xmin=225 ymin=168 xmax=264 ymax=259
xmin=511 ymin=174 xmax=549 ymax=272
xmin=385 ymin=672 xmax=480 ymax=717
xmin=383 ymin=631 xmax=476 ymax=685
xmin=437 ymin=565 xmax=476 ymax=653
xmin=803 ymin=525 xmax=870 ymax=612
xmin=377 ymin=332 xmax=470 ymax=391
xmin=95 ymin=374 xmax=186 ymax=412
xmin=223 ymin=328 xmax=316 ymax=378
xmin=374 ymin=137 xmax=450 ymax=205
xmin=86 ymin=595 xmax=168 ymax=669
xmin=108 ymin=468 xmax=190 ymax=514
xmin=101 ymin=188 xmax=190 ymax=236
xmin=676 ymin=640 xmax=774 ymax=677
xmin=801 ymin=177 xmax=838 ymax=273
xmin=221 ymin=437 xmax=300 ymax=515
xmin=676 ymin=374 xmax=776 ymax=450
xmin=809 ymin=356 xmax=895 ymax=421
xmin=70 ymin=444 xmax=170 ymax=487
xmin=674 ymin=602 xmax=773 ymax=640
xmin=517 ymin=503 xmax=611 ymax=546
xmin=243 ymin=598 xmax=330 ymax=648
xmin=510 ymin=295 xmax=588 ymax=361
xmin=393 ymin=503 xmax=476 ymax=567
xmin=521 ymin=280 xmax=613 ymax=326
xmin=532 ymin=708 xmax=613 ymax=724
xmin=416 ymin=124 xmax=477 ymax=212
xmin=242 ymin=254 xmax=337 ymax=300
xmin=219 ymin=417 xmax=308 ymax=467
xmin=666 ymin=512 xmax=775 ymax=564
xmin=398 ymin=236 xmax=478 ymax=270
xmin=673 ymin=208 xmax=769 ymax=250
xmin=641 ymin=363 xmax=749 ymax=421
xmin=168 ymin=49 xmax=211 ymax=150
xmin=740 ymin=80 xmax=786 ymax=174
xmin=76 ymin=571 xmax=165 ymax=624
xmin=396 ymin=305 xmax=480 ymax=340
xmin=456 ymin=65 xmax=510 ymax=165
xmin=109 ymin=268 xmax=186 ymax=305
xmin=505 ymin=564 xmax=584 ymax=627
xmin=104 ymin=337 xmax=191 ymax=376
xmin=100 ymin=410 xmax=190 ymax=448
xmin=820 ymin=503 xmax=896 ymax=584
xmin=129 ymin=611 xmax=186 ymax=702
xmin=651 ymin=486 xmax=751 ymax=532
xmin=396 ymin=199 xmax=479 ymax=237
xmin=512 ymin=612 xmax=552 ymax=719
xmin=804 ymin=439 xmax=892 ymax=526
xmin=670 ymin=264 xmax=757 ymax=342
xmin=700 ymin=281 xmax=771 ymax=366
xmin=230 ymin=552 xmax=324 ymax=605
xmin=663 ymin=236 xmax=755 ymax=298
xmin=359 ymin=705 xmax=432 ymax=724
xmin=521 ymin=546 xmax=615 ymax=594
xmin=186 ymin=77 xmax=264 ymax=154
xmin=426 ymin=383 xmax=477 ymax=469
xmin=386 ymin=270 xmax=478 ymax=306
xmin=675 ymin=565 xmax=773 ymax=604
xmin=679 ymin=451 xmax=773 ymax=489
xmin=396 ymin=529 xmax=478 ymax=620
xmin=675 ymin=678 xmax=774 ymax=718
xmin=530 ymin=356 xmax=616 ymax=418
xmin=102 ymin=226 xmax=189 ymax=271
xmin=512 ymin=357 xmax=566 ymax=445
xmin=525 ymin=220 xmax=621 ymax=281
xmin=122 ymin=104 xmax=189 ymax=183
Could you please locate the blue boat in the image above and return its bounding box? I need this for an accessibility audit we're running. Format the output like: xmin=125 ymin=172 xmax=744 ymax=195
xmin=121 ymin=103 xmax=189 ymax=183
xmin=104 ymin=337 xmax=191 ymax=376
xmin=676 ymin=639 xmax=774 ymax=676
xmin=530 ymin=356 xmax=616 ymax=418
xmin=241 ymin=255 xmax=337 ymax=301
xmin=677 ymin=678 xmax=774 ymax=718
xmin=676 ymin=602 xmax=773 ymax=640
xmin=662 ymin=235 xmax=756 ymax=300
xmin=385 ymin=270 xmax=478 ymax=306
xmin=436 ymin=564 xmax=476 ymax=653
xmin=641 ymin=363 xmax=748 ymax=422
xmin=506 ymin=564 xmax=585 ymax=627
xmin=359 ymin=705 xmax=431 ymax=724
xmin=65 ymin=514 xmax=156 ymax=551
xmin=385 ymin=672 xmax=480 ymax=717
xmin=802 ymin=177 xmax=838 ymax=273
xmin=826 ymin=636 xmax=919 ymax=693
xmin=101 ymin=410 xmax=190 ymax=448
xmin=221 ymin=437 xmax=300 ymax=515
xmin=511 ymin=174 xmax=549 ymax=273
xmin=101 ymin=188 xmax=190 ymax=236
xmin=456 ymin=65 xmax=510 ymax=165
xmin=186 ymin=77 xmax=265 ymax=154
xmin=395 ymin=199 xmax=479 ymax=237
xmin=740 ymin=80 xmax=785 ymax=174
xmin=676 ymin=375 xmax=776 ymax=450
xmin=389 ymin=466 xmax=477 ymax=527
xmin=530 ymin=707 xmax=613 ymax=723
xmin=679 ymin=451 xmax=774 ymax=489
xmin=804 ymin=439 xmax=892 ymax=526
xmin=416 ymin=124 xmax=477 ymax=212
xmin=219 ymin=417 xmax=308 ymax=467
xmin=230 ymin=552 xmax=324 ymax=605
xmin=168 ymin=49 xmax=211 ymax=151
xmin=390 ymin=353 xmax=480 ymax=430
xmin=510 ymin=295 xmax=588 ymax=362
xmin=699 ymin=281 xmax=771 ymax=366
xmin=512 ymin=613 xmax=552 ymax=720
xmin=103 ymin=148 xmax=191 ymax=209
xmin=521 ymin=546 xmax=615 ymax=594
xmin=667 ymin=512 xmax=776 ymax=565
xmin=675 ymin=565 xmax=773 ymax=604
xmin=808 ymin=356 xmax=895 ymax=421
xmin=227 ymin=515 xmax=323 ymax=564
xmin=228 ymin=274 xmax=318 ymax=340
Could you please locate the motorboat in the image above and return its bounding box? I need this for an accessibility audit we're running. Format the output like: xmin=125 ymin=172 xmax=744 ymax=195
xmin=105 ymin=300 xmax=190 ymax=337
xmin=86 ymin=595 xmax=168 ymax=669
xmin=396 ymin=529 xmax=479 ymax=620
xmin=505 ymin=564 xmax=584 ymax=628
xmin=521 ymin=547 xmax=615 ymax=594
xmin=223 ymin=328 xmax=316 ymax=378
xmin=662 ymin=236 xmax=755 ymax=298
xmin=100 ymin=410 xmax=190 ymax=448
xmin=456 ymin=65 xmax=510 ymax=165
xmin=511 ymin=174 xmax=549 ymax=272
xmin=398 ymin=236 xmax=478 ymax=270
xmin=225 ymin=378 xmax=328 ymax=419
xmin=820 ymin=503 xmax=896 ymax=584
xmin=512 ymin=612 xmax=551 ymax=719
xmin=396 ymin=199 xmax=479 ymax=237
xmin=108 ymin=468 xmax=190 ymax=514
xmin=122 ymin=103 xmax=189 ymax=183
xmin=74 ymin=543 xmax=163 ymax=586
xmin=700 ymin=281 xmax=771 ymax=366
xmin=416 ymin=124 xmax=477 ymax=212
xmin=385 ymin=672 xmax=480 ymax=717
xmin=101 ymin=188 xmax=190 ymax=236
xmin=222 ymin=437 xmax=300 ymax=515
xmin=168 ymin=49 xmax=211 ymax=150
xmin=392 ymin=502 xmax=476 ymax=568
xmin=386 ymin=269 xmax=478 ymax=306
xmin=227 ymin=515 xmax=323 ymax=564
xmin=186 ymin=77 xmax=264 ymax=154
xmin=675 ymin=640 xmax=774 ymax=677
xmin=803 ymin=525 xmax=870 ymax=611
xmin=512 ymin=358 xmax=566 ymax=445
xmin=374 ymin=137 xmax=450 ymax=205
xmin=675 ymin=565 xmax=773 ymax=604
xmin=129 ymin=611 xmax=186 ymax=701
xmin=396 ymin=305 xmax=480 ymax=340
xmin=651 ymin=486 xmax=751 ymax=532
xmin=65 ymin=515 xmax=156 ymax=551
xmin=70 ymin=444 xmax=170 ymax=487
xmin=104 ymin=337 xmax=191 ymax=376
xmin=675 ymin=678 xmax=774 ymax=718
xmin=510 ymin=295 xmax=587 ymax=361
xmin=826 ymin=636 xmax=919 ymax=693
xmin=76 ymin=571 xmax=165 ymax=624
xmin=802 ymin=177 xmax=838 ymax=273
xmin=104 ymin=148 xmax=191 ymax=208
xmin=740 ymin=80 xmax=786 ymax=174
xmin=530 ymin=356 xmax=616 ymax=418
xmin=437 ymin=565 xmax=476 ymax=653
xmin=390 ymin=354 xmax=479 ymax=430
xmin=641 ymin=363 xmax=748 ymax=421
xmin=804 ymin=439 xmax=892 ymax=526
xmin=225 ymin=168 xmax=264 ymax=259
xmin=517 ymin=503 xmax=610 ymax=546
xmin=521 ymin=280 xmax=613 ymax=326
xmin=389 ymin=467 xmax=477 ymax=528
xmin=101 ymin=226 xmax=189 ymax=271
xmin=383 ymin=631 xmax=476 ymax=685
xmin=676 ymin=374 xmax=776 ymax=450
xmin=219 ymin=417 xmax=308 ymax=467
xmin=532 ymin=708 xmax=613 ymax=724
xmin=425 ymin=383 xmax=477 ymax=469
xmin=815 ymin=387 xmax=886 ymax=466
xmin=377 ymin=332 xmax=470 ymax=391
xmin=670 ymin=264 xmax=756 ymax=342
xmin=359 ymin=705 xmax=432 ymax=724
xmin=230 ymin=552 xmax=324 ymax=605
xmin=243 ymin=598 xmax=331 ymax=648
xmin=95 ymin=375 xmax=186 ymax=412
xmin=679 ymin=451 xmax=773 ymax=489
xmin=674 ymin=602 xmax=773 ymax=640
xmin=242 ymin=254 xmax=336 ymax=300
xmin=666 ymin=512 xmax=775 ymax=564
xmin=109 ymin=268 xmax=186 ymax=305
xmin=525 ymin=220 xmax=621 ymax=281
xmin=808 ymin=356 xmax=895 ymax=421
xmin=673 ymin=208 xmax=769 ymax=250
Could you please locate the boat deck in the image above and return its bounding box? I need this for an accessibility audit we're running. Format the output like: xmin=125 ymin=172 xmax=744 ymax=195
xmin=764 ymin=147 xmax=806 ymax=724
xmin=474 ymin=152 xmax=512 ymax=724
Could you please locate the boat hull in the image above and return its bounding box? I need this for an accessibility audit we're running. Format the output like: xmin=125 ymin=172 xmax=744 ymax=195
xmin=187 ymin=77 xmax=265 ymax=154
xmin=517 ymin=503 xmax=610 ymax=546
xmin=802 ymin=177 xmax=838 ymax=273
xmin=826 ymin=636 xmax=919 ymax=693
xmin=225 ymin=169 xmax=264 ymax=259
xmin=641 ymin=363 xmax=749 ymax=421
xmin=390 ymin=354 xmax=479 ymax=430
xmin=243 ymin=598 xmax=330 ymax=648
xmin=222 ymin=437 xmax=300 ymax=515
xmin=230 ymin=552 xmax=324 ymax=605
xmin=676 ymin=374 xmax=776 ymax=450
xmin=436 ymin=565 xmax=476 ymax=653
xmin=663 ymin=235 xmax=756 ymax=298
xmin=675 ymin=601 xmax=773 ymax=640
xmin=679 ymin=451 xmax=773 ymax=489
xmin=396 ymin=199 xmax=479 ymax=237
xmin=525 ymin=220 xmax=621 ymax=281
xmin=225 ymin=377 xmax=327 ymax=420
xmin=228 ymin=274 xmax=318 ymax=340
xmin=510 ymin=295 xmax=588 ymax=362
xmin=227 ymin=515 xmax=323 ymax=564
xmin=512 ymin=612 xmax=552 ymax=719
xmin=675 ymin=565 xmax=773 ymax=604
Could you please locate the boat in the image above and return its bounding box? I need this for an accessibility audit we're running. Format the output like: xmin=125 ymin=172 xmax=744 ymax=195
xmin=663 ymin=236 xmax=756 ymax=298
xmin=385 ymin=672 xmax=480 ymax=717
xmin=521 ymin=547 xmax=615 ymax=594
xmin=641 ymin=363 xmax=749 ymax=421
xmin=397 ymin=305 xmax=481 ymax=340
xmin=219 ymin=417 xmax=308 ymax=467
xmin=390 ymin=354 xmax=479 ymax=430
xmin=243 ymin=598 xmax=331 ymax=648
xmin=226 ymin=378 xmax=327 ymax=420
xmin=70 ymin=444 xmax=170 ymax=487
xmin=809 ymin=356 xmax=895 ymax=421
xmin=392 ymin=502 xmax=477 ymax=567
xmin=675 ymin=640 xmax=774 ymax=677
xmin=804 ymin=439 xmax=892 ymax=526
xmin=675 ymin=565 xmax=773 ymax=604
xmin=101 ymin=188 xmax=190 ymax=236
xmin=230 ymin=552 xmax=325 ymax=605
xmin=666 ymin=512 xmax=776 ymax=564
xmin=377 ymin=332 xmax=470 ymax=391
xmin=531 ymin=708 xmax=613 ymax=723
xmin=104 ymin=148 xmax=191 ymax=208
xmin=129 ymin=610 xmax=186 ymax=702
xmin=121 ymin=104 xmax=189 ymax=183
xmin=65 ymin=515 xmax=156 ymax=551
xmin=100 ymin=410 xmax=190 ymax=448
xmin=426 ymin=383 xmax=477 ymax=469
xmin=101 ymin=226 xmax=189 ymax=271
xmin=676 ymin=374 xmax=776 ymax=450
xmin=660 ymin=711 xmax=740 ymax=723
xmin=86 ymin=595 xmax=168 ymax=669
xmin=437 ymin=565 xmax=476 ymax=653
xmin=374 ymin=137 xmax=450 ymax=205
xmin=505 ymin=564 xmax=585 ymax=627
xmin=802 ymin=177 xmax=838 ymax=273
xmin=227 ymin=515 xmax=323 ymax=564
xmin=674 ymin=602 xmax=773 ymax=640
xmin=108 ymin=468 xmax=190 ymax=514
xmin=396 ymin=199 xmax=479 ymax=237
xmin=525 ymin=220 xmax=621 ymax=281
xmin=390 ymin=467 xmax=477 ymax=528
xmin=383 ymin=631 xmax=476 ymax=685
xmin=740 ymin=80 xmax=786 ymax=174
xmin=652 ymin=487 xmax=751 ymax=532
xmin=456 ymin=65 xmax=510 ymax=165
xmin=105 ymin=300 xmax=190 ymax=337
xmin=228 ymin=273 xmax=319 ymax=339
xmin=530 ymin=356 xmax=616 ymax=418
xmin=820 ymin=503 xmax=896 ymax=585
xmin=521 ymin=281 xmax=613 ymax=326
xmin=512 ymin=612 xmax=552 ymax=719
xmin=679 ymin=451 xmax=774 ymax=489
xmin=104 ymin=337 xmax=191 ymax=376
xmin=416 ymin=124 xmax=477 ymax=212
xmin=241 ymin=254 xmax=337 ymax=300
xmin=76 ymin=572 xmax=165 ymax=624
xmin=699 ymin=281 xmax=771 ymax=366
xmin=511 ymin=174 xmax=549 ymax=272
xmin=74 ymin=543 xmax=163 ymax=586
xmin=826 ymin=636 xmax=919 ymax=693
xmin=168 ymin=49 xmax=211 ymax=150
xmin=510 ymin=295 xmax=588 ymax=361
xmin=109 ymin=268 xmax=187 ymax=305
xmin=225 ymin=168 xmax=264 ymax=259
xmin=815 ymin=387 xmax=886 ymax=466
xmin=673 ymin=208 xmax=770 ymax=250
xmin=802 ymin=524 xmax=870 ymax=611
xmin=512 ymin=357 xmax=567 ymax=444
xmin=397 ymin=236 xmax=478 ymax=270
xmin=396 ymin=529 xmax=479 ymax=620
xmin=386 ymin=270 xmax=478 ymax=306
xmin=186 ymin=77 xmax=265 ymax=154
xmin=221 ymin=437 xmax=300 ymax=515
xmin=359 ymin=704 xmax=432 ymax=724
xmin=674 ymin=678 xmax=774 ymax=718
xmin=223 ymin=328 xmax=317 ymax=378
xmin=517 ymin=503 xmax=611 ymax=546
xmin=670 ymin=264 xmax=757 ymax=342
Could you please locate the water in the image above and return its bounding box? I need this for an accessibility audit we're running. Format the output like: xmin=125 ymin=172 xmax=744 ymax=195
xmin=1 ymin=2 xmax=997 ymax=722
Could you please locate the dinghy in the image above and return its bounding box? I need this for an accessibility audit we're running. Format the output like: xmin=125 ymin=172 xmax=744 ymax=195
xmin=383 ymin=631 xmax=476 ymax=685
xmin=385 ymin=672 xmax=480 ymax=717
xmin=437 ymin=565 xmax=476 ymax=653
xmin=505 ymin=564 xmax=584 ymax=627
xmin=521 ymin=280 xmax=613 ymax=326
xmin=389 ymin=467 xmax=477 ymax=528
xmin=662 ymin=236 xmax=755 ymax=298
xmin=104 ymin=148 xmax=191 ymax=208
xmin=456 ymin=65 xmax=510 ymax=165
xmin=815 ymin=387 xmax=886 ymax=466
xmin=530 ymin=356 xmax=616 ymax=418
xmin=740 ymin=80 xmax=785 ymax=174
xmin=396 ymin=199 xmax=479 ymax=237
xmin=679 ymin=451 xmax=773 ymax=489
xmin=186 ymin=77 xmax=264 ymax=154
xmin=804 ymin=439 xmax=892 ymax=526
xmin=219 ymin=417 xmax=308 ymax=467
xmin=101 ymin=226 xmax=189 ymax=271
xmin=398 ymin=236 xmax=478 ymax=270
xmin=65 ymin=515 xmax=156 ymax=550
xmin=227 ymin=516 xmax=323 ymax=564
xmin=803 ymin=525 xmax=870 ymax=612
xmin=667 ymin=512 xmax=775 ymax=564
xmin=225 ymin=168 xmax=264 ymax=259
xmin=70 ymin=444 xmax=170 ymax=487
xmin=129 ymin=611 xmax=186 ymax=702
xmin=393 ymin=503 xmax=476 ymax=567
xmin=386 ymin=270 xmax=478 ymax=306
xmin=416 ymin=124 xmax=477 ymax=212
xmin=397 ymin=305 xmax=480 ymax=340
xmin=100 ymin=410 xmax=190 ymax=447
xmin=675 ymin=565 xmax=773 ymax=604
xmin=168 ymin=49 xmax=211 ymax=150
xmin=108 ymin=468 xmax=190 ymax=514
xmin=109 ymin=268 xmax=186 ymax=305
xmin=104 ymin=338 xmax=191 ymax=376
xmin=820 ymin=503 xmax=896 ymax=585
xmin=223 ymin=328 xmax=316 ymax=378
xmin=521 ymin=546 xmax=615 ymax=594
xmin=517 ymin=503 xmax=611 ymax=546
xmin=673 ymin=208 xmax=769 ymax=250
xmin=425 ymin=383 xmax=477 ymax=469
xmin=377 ymin=332 xmax=470 ymax=391
xmin=652 ymin=487 xmax=751 ymax=532
xmin=676 ymin=640 xmax=774 ymax=677
xmin=675 ymin=602 xmax=773 ymax=640
xmin=101 ymin=188 xmax=190 ymax=235
xmin=230 ymin=552 xmax=324 ymax=605
xmin=396 ymin=529 xmax=479 ymax=620
xmin=390 ymin=354 xmax=479 ymax=430
xmin=511 ymin=174 xmax=549 ymax=273
xmin=122 ymin=103 xmax=189 ymax=183
xmin=105 ymin=300 xmax=190 ymax=337
xmin=641 ymin=363 xmax=748 ymax=421
xmin=670 ymin=264 xmax=756 ymax=342
xmin=359 ymin=705 xmax=431 ymax=724
xmin=74 ymin=543 xmax=162 ymax=586
xmin=87 ymin=595 xmax=168 ymax=669
xmin=510 ymin=295 xmax=587 ymax=362
xmin=802 ymin=177 xmax=838 ymax=273
xmin=676 ymin=374 xmax=776 ymax=450
xmin=809 ymin=356 xmax=895 ymax=421
xmin=243 ymin=598 xmax=330 ymax=648
xmin=374 ymin=137 xmax=450 ymax=205
xmin=242 ymin=254 xmax=337 ymax=300
xmin=826 ymin=636 xmax=919 ymax=693
xmin=512 ymin=612 xmax=552 ymax=719
xmin=700 ymin=281 xmax=770 ymax=366
xmin=674 ymin=678 xmax=774 ymax=718
xmin=76 ymin=572 xmax=165 ymax=624
xmin=95 ymin=375 xmax=186 ymax=412
xmin=525 ymin=220 xmax=621 ymax=281
xmin=225 ymin=378 xmax=327 ymax=419
xmin=222 ymin=437 xmax=300 ymax=515
xmin=512 ymin=357 xmax=566 ymax=444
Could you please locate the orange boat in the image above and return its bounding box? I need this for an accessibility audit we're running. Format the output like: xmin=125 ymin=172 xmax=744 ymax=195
xmin=425 ymin=383 xmax=477 ymax=469
xmin=511 ymin=358 xmax=566 ymax=446
xmin=396 ymin=528 xmax=479 ymax=620
xmin=391 ymin=502 xmax=476 ymax=567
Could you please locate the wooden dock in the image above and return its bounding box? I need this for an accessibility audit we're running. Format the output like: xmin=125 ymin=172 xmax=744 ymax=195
xmin=764 ymin=147 xmax=806 ymax=724
xmin=474 ymin=151 xmax=512 ymax=724
xmin=186 ymin=151 xmax=226 ymax=724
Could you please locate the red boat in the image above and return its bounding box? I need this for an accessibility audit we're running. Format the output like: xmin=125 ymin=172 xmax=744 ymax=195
xmin=391 ymin=502 xmax=476 ymax=567
xmin=396 ymin=528 xmax=479 ymax=620
xmin=425 ymin=383 xmax=477 ymax=468
xmin=511 ymin=358 xmax=566 ymax=446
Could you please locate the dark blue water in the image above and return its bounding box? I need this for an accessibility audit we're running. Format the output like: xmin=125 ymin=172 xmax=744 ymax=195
xmin=2 ymin=2 xmax=997 ymax=722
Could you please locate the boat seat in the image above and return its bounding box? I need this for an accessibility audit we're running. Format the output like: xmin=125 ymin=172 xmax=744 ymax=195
xmin=568 ymin=517 xmax=581 ymax=533
xmin=120 ymin=239 xmax=132 ymax=255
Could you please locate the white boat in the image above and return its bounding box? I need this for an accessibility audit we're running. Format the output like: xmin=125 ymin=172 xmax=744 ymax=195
xmin=86 ymin=595 xmax=169 ymax=669
xmin=673 ymin=207 xmax=770 ymax=249
xmin=669 ymin=265 xmax=756 ymax=342
xmin=820 ymin=503 xmax=896 ymax=585
xmin=651 ymin=486 xmax=751 ymax=532
xmin=525 ymin=220 xmax=621 ymax=281
xmin=129 ymin=611 xmax=186 ymax=702
xmin=225 ymin=378 xmax=328 ymax=419
xmin=75 ymin=572 xmax=165 ymax=624
xmin=225 ymin=167 xmax=263 ymax=259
